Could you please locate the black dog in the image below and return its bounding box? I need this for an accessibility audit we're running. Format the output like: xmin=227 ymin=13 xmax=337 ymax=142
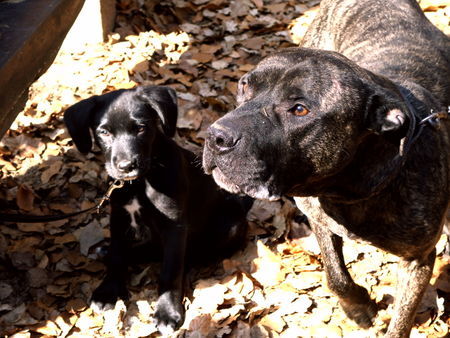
xmin=203 ymin=0 xmax=450 ymax=336
xmin=64 ymin=86 xmax=251 ymax=334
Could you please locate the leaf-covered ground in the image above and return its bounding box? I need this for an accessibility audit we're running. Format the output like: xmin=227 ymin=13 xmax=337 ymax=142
xmin=1 ymin=0 xmax=449 ymax=337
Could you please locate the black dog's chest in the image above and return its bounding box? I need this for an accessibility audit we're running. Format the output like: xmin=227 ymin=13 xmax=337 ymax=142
xmin=113 ymin=179 xmax=177 ymax=243
xmin=122 ymin=195 xmax=153 ymax=242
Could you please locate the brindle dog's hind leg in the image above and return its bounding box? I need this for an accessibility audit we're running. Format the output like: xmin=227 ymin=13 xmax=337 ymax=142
xmin=386 ymin=250 xmax=435 ymax=338
xmin=310 ymin=220 xmax=378 ymax=328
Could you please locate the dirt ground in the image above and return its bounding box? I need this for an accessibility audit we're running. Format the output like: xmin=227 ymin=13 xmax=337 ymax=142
xmin=0 ymin=0 xmax=449 ymax=337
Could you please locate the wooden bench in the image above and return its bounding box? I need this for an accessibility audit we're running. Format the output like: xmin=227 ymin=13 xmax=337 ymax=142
xmin=0 ymin=0 xmax=85 ymax=139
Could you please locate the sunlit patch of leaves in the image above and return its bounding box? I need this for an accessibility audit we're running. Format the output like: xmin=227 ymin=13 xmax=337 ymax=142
xmin=0 ymin=0 xmax=449 ymax=336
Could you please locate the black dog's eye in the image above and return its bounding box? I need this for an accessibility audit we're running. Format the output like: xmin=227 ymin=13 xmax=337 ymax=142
xmin=137 ymin=125 xmax=146 ymax=133
xmin=98 ymin=128 xmax=110 ymax=136
xmin=289 ymin=104 xmax=309 ymax=117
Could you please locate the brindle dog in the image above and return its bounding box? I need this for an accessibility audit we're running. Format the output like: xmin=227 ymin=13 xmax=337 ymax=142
xmin=203 ymin=0 xmax=450 ymax=336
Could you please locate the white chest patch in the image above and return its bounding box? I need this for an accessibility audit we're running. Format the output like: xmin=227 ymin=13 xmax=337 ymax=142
xmin=124 ymin=198 xmax=141 ymax=228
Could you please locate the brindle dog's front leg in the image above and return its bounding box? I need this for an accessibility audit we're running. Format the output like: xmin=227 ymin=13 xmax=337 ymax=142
xmin=310 ymin=220 xmax=378 ymax=328
xmin=296 ymin=196 xmax=378 ymax=328
xmin=385 ymin=250 xmax=435 ymax=337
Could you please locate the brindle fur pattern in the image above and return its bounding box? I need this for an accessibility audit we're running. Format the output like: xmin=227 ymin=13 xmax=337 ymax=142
xmin=203 ymin=0 xmax=450 ymax=336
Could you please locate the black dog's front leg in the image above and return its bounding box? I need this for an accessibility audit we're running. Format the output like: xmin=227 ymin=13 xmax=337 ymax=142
xmin=91 ymin=207 xmax=130 ymax=310
xmin=154 ymin=224 xmax=187 ymax=334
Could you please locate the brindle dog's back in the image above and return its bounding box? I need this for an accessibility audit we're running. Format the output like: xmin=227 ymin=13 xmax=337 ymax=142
xmin=302 ymin=0 xmax=450 ymax=106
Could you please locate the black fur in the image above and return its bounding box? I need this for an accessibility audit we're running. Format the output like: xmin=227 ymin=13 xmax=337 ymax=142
xmin=203 ymin=0 xmax=450 ymax=337
xmin=64 ymin=85 xmax=251 ymax=334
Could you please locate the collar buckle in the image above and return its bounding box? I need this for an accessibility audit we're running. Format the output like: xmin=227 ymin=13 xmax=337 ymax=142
xmin=97 ymin=180 xmax=125 ymax=212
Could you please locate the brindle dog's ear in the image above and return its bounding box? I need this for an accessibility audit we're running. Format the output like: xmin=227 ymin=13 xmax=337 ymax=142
xmin=136 ymin=86 xmax=178 ymax=137
xmin=365 ymin=91 xmax=408 ymax=135
xmin=64 ymin=96 xmax=100 ymax=153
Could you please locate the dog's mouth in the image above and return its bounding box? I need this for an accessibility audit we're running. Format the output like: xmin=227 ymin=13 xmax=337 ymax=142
xmin=211 ymin=167 xmax=281 ymax=201
xmin=211 ymin=167 xmax=243 ymax=194
xmin=106 ymin=165 xmax=143 ymax=182
xmin=121 ymin=175 xmax=139 ymax=181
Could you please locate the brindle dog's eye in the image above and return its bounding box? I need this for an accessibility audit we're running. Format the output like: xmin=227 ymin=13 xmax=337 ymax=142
xmin=289 ymin=104 xmax=309 ymax=117
xmin=242 ymin=81 xmax=248 ymax=92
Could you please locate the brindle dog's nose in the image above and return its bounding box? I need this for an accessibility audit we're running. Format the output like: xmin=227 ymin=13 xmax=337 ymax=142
xmin=207 ymin=124 xmax=241 ymax=153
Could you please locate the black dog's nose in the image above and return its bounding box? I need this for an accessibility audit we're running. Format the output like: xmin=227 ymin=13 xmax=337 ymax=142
xmin=117 ymin=159 xmax=136 ymax=172
xmin=207 ymin=124 xmax=241 ymax=153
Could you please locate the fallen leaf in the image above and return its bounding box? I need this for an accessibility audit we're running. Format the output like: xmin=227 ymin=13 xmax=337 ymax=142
xmin=40 ymin=161 xmax=62 ymax=184
xmin=260 ymin=311 xmax=286 ymax=333
xmin=66 ymin=298 xmax=88 ymax=314
xmin=16 ymin=185 xmax=35 ymax=211
xmin=75 ymin=221 xmax=104 ymax=256
xmin=251 ymin=241 xmax=285 ymax=287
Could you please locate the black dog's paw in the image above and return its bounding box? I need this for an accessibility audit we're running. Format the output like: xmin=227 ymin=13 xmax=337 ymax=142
xmin=90 ymin=278 xmax=129 ymax=312
xmin=154 ymin=291 xmax=184 ymax=335
xmin=340 ymin=297 xmax=378 ymax=329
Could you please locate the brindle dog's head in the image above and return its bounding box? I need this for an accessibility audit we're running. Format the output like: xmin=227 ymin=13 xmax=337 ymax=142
xmin=64 ymin=86 xmax=178 ymax=180
xmin=203 ymin=48 xmax=409 ymax=200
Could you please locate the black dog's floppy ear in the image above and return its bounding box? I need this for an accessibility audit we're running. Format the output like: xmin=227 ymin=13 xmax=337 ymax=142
xmin=64 ymin=96 xmax=99 ymax=153
xmin=136 ymin=86 xmax=178 ymax=137
xmin=365 ymin=92 xmax=408 ymax=135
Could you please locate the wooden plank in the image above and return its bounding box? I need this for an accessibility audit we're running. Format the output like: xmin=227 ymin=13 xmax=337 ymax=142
xmin=0 ymin=0 xmax=85 ymax=138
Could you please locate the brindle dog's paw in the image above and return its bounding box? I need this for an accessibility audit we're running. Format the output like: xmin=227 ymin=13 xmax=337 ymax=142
xmin=90 ymin=278 xmax=129 ymax=312
xmin=339 ymin=297 xmax=378 ymax=328
xmin=154 ymin=291 xmax=184 ymax=335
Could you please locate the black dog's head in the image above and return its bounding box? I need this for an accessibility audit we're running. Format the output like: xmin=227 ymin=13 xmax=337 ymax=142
xmin=203 ymin=48 xmax=409 ymax=200
xmin=64 ymin=86 xmax=178 ymax=180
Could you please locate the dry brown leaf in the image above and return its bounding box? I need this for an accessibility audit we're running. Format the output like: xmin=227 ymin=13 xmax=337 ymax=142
xmin=66 ymin=298 xmax=88 ymax=314
xmin=191 ymin=52 xmax=214 ymax=63
xmin=186 ymin=313 xmax=213 ymax=334
xmin=266 ymin=3 xmax=287 ymax=13
xmin=75 ymin=221 xmax=104 ymax=256
xmin=250 ymin=0 xmax=263 ymax=9
xmin=310 ymin=324 xmax=343 ymax=337
xmin=251 ymin=241 xmax=285 ymax=288
xmin=285 ymin=271 xmax=323 ymax=291
xmin=33 ymin=320 xmax=61 ymax=336
xmin=200 ymin=44 xmax=222 ymax=54
xmin=16 ymin=222 xmax=45 ymax=233
xmin=53 ymin=233 xmax=77 ymax=245
xmin=260 ymin=311 xmax=286 ymax=333
xmin=240 ymin=37 xmax=265 ymax=50
xmin=419 ymin=0 xmax=449 ymax=11
xmin=16 ymin=185 xmax=35 ymax=211
xmin=40 ymin=161 xmax=62 ymax=184
xmin=192 ymin=279 xmax=227 ymax=312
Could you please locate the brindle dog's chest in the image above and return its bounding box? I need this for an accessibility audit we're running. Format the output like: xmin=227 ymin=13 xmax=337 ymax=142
xmin=294 ymin=195 xmax=444 ymax=258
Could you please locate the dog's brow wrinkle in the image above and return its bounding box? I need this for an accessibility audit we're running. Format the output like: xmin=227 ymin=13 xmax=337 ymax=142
xmin=210 ymin=122 xmax=228 ymax=130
